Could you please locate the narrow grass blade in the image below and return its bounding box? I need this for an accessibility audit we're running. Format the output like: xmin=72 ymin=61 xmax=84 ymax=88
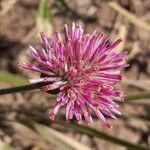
xmin=59 ymin=122 xmax=149 ymax=150
xmin=38 ymin=0 xmax=51 ymax=20
xmin=124 ymin=92 xmax=150 ymax=102
xmin=37 ymin=0 xmax=52 ymax=35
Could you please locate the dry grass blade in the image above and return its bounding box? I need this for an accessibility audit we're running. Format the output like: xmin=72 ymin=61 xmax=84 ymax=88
xmin=0 ymin=139 xmax=14 ymax=150
xmin=127 ymin=41 xmax=140 ymax=60
xmin=108 ymin=1 xmax=150 ymax=31
xmin=115 ymin=24 xmax=128 ymax=52
xmin=32 ymin=122 xmax=92 ymax=150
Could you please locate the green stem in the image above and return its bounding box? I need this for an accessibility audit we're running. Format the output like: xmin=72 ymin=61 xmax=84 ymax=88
xmin=0 ymin=83 xmax=150 ymax=103
xmin=0 ymin=83 xmax=47 ymax=95
xmin=60 ymin=122 xmax=149 ymax=150
xmin=124 ymin=92 xmax=150 ymax=102
xmin=0 ymin=84 xmax=37 ymax=95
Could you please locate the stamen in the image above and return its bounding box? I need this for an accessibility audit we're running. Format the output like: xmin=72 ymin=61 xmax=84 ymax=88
xmin=67 ymin=90 xmax=77 ymax=100
xmin=90 ymin=93 xmax=95 ymax=98
xmin=94 ymin=66 xmax=99 ymax=70
xmin=121 ymin=75 xmax=125 ymax=81
xmin=89 ymin=76 xmax=94 ymax=80
xmin=49 ymin=112 xmax=56 ymax=121
xmin=80 ymin=80 xmax=84 ymax=84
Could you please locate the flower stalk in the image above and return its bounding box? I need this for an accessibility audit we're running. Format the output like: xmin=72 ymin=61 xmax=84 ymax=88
xmin=0 ymin=83 xmax=150 ymax=102
xmin=0 ymin=83 xmax=47 ymax=95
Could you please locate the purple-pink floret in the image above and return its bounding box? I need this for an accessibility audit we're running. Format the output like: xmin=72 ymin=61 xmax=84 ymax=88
xmin=19 ymin=23 xmax=128 ymax=128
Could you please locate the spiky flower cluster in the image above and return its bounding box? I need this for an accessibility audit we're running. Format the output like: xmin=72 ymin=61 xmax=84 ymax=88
xmin=19 ymin=23 xmax=128 ymax=128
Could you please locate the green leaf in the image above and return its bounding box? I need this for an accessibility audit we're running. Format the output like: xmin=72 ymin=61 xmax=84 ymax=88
xmin=59 ymin=122 xmax=149 ymax=150
xmin=0 ymin=70 xmax=27 ymax=85
xmin=0 ymin=140 xmax=14 ymax=150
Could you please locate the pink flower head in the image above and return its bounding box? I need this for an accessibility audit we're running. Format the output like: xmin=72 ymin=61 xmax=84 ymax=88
xmin=19 ymin=23 xmax=128 ymax=128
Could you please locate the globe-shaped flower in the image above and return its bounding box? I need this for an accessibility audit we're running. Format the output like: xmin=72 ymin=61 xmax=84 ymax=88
xmin=19 ymin=23 xmax=128 ymax=128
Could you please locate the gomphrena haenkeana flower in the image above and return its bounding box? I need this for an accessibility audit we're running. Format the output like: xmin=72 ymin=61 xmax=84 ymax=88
xmin=19 ymin=23 xmax=128 ymax=128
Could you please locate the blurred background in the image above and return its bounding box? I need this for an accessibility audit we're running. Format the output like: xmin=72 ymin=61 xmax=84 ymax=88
xmin=0 ymin=0 xmax=150 ymax=150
